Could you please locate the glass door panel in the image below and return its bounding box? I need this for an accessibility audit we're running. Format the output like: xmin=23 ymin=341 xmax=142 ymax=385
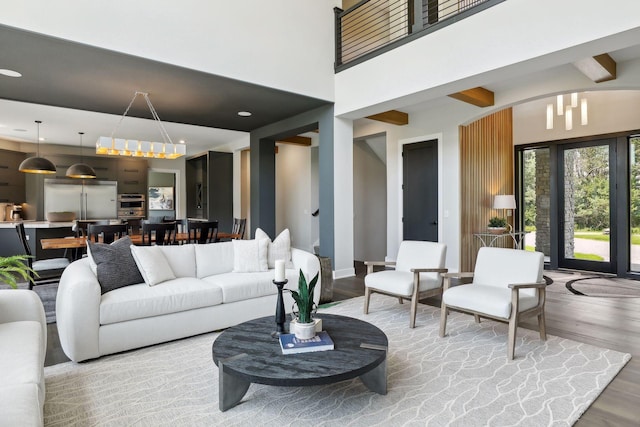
xmin=521 ymin=148 xmax=551 ymax=261
xmin=559 ymin=141 xmax=614 ymax=272
xmin=630 ymin=137 xmax=640 ymax=272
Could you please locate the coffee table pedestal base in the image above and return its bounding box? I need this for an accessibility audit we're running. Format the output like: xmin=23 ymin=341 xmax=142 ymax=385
xmin=218 ymin=357 xmax=387 ymax=411
xmin=219 ymin=354 xmax=250 ymax=412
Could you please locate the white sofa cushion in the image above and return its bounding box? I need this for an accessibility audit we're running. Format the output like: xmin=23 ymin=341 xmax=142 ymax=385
xmin=130 ymin=245 xmax=177 ymax=286
xmin=156 ymin=244 xmax=196 ymax=278
xmin=443 ymin=284 xmax=539 ymax=319
xmin=195 ymin=241 xmax=234 ymax=278
xmin=0 ymin=321 xmax=44 ymax=388
xmin=99 ymin=278 xmax=224 ymax=325
xmin=232 ymin=238 xmax=269 ymax=272
xmin=255 ymin=228 xmax=294 ymax=268
xmin=203 ymin=268 xmax=299 ymax=304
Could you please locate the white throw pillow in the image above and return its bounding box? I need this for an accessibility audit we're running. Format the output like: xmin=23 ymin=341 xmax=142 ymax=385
xmin=232 ymin=238 xmax=269 ymax=272
xmin=255 ymin=228 xmax=293 ymax=268
xmin=130 ymin=245 xmax=176 ymax=286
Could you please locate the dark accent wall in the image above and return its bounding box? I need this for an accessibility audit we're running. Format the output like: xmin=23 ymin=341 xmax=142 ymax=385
xmin=250 ymin=105 xmax=335 ymax=266
xmin=185 ymin=151 xmax=233 ymax=232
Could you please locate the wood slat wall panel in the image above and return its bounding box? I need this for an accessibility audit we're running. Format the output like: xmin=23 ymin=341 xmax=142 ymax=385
xmin=460 ymin=108 xmax=514 ymax=271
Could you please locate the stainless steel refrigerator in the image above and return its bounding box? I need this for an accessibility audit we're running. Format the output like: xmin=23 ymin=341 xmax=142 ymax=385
xmin=44 ymin=179 xmax=118 ymax=220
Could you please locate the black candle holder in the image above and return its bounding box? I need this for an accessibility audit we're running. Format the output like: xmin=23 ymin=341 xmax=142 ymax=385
xmin=271 ymin=279 xmax=288 ymax=338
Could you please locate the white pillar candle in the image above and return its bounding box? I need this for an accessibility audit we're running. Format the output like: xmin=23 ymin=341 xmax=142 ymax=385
xmin=275 ymin=259 xmax=285 ymax=282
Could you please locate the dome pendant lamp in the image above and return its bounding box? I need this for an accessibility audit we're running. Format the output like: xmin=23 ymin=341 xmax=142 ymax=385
xmin=19 ymin=120 xmax=57 ymax=174
xmin=66 ymin=132 xmax=97 ymax=179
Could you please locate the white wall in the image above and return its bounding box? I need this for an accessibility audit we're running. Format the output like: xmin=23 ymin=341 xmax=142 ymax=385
xmin=1 ymin=0 xmax=338 ymax=101
xmin=353 ymin=137 xmax=386 ymax=261
xmin=335 ymin=0 xmax=640 ymax=118
xmin=275 ymin=144 xmax=315 ymax=252
xmin=514 ymin=90 xmax=640 ymax=145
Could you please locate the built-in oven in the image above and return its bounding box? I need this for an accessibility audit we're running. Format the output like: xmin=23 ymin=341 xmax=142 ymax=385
xmin=117 ymin=194 xmax=145 ymax=219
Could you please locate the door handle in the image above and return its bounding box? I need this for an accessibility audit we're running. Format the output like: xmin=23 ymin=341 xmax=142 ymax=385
xmin=431 ymin=221 xmax=438 ymax=225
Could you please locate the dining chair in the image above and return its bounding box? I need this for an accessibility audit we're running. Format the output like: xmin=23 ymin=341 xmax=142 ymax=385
xmin=439 ymin=247 xmax=546 ymax=360
xmin=125 ymin=218 xmax=143 ymax=236
xmin=141 ymin=221 xmax=177 ymax=246
xmin=15 ymin=223 xmax=70 ymax=289
xmin=187 ymin=220 xmax=218 ymax=244
xmin=232 ymin=218 xmax=246 ymax=239
xmin=364 ymin=240 xmax=447 ymax=328
xmin=87 ymin=224 xmax=128 ymax=244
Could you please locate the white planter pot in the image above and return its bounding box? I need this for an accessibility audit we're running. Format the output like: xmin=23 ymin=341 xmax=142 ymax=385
xmin=292 ymin=321 xmax=316 ymax=340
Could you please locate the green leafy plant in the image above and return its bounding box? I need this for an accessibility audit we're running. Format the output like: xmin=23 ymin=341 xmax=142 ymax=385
xmin=290 ymin=269 xmax=319 ymax=324
xmin=0 ymin=255 xmax=36 ymax=289
xmin=488 ymin=216 xmax=507 ymax=228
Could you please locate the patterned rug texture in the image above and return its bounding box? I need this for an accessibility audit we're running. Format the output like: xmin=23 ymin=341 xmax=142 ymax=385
xmin=44 ymin=294 xmax=631 ymax=426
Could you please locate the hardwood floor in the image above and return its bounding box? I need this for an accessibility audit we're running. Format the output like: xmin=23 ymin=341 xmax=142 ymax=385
xmin=45 ymin=265 xmax=640 ymax=425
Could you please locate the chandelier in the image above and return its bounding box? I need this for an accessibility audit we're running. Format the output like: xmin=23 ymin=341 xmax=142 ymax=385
xmin=96 ymin=91 xmax=186 ymax=159
xmin=546 ymin=93 xmax=588 ymax=131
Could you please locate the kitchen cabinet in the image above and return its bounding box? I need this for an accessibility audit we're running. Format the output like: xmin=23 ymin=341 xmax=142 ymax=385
xmin=186 ymin=151 xmax=232 ymax=232
xmin=0 ymin=150 xmax=26 ymax=204
xmin=117 ymin=158 xmax=147 ymax=194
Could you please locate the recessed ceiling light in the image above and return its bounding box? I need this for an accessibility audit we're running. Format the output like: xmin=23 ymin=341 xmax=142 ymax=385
xmin=0 ymin=69 xmax=22 ymax=77
xmin=179 ymin=139 xmax=185 ymax=144
xmin=238 ymin=111 xmax=252 ymax=117
xmin=39 ymin=137 xmax=45 ymax=141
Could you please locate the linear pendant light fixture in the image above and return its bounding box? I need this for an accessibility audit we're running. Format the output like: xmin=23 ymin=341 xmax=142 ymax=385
xmin=66 ymin=132 xmax=97 ymax=179
xmin=96 ymin=91 xmax=186 ymax=159
xmin=19 ymin=120 xmax=57 ymax=174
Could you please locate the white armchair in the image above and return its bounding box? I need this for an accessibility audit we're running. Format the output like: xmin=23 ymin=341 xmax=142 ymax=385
xmin=364 ymin=241 xmax=447 ymax=328
xmin=439 ymin=247 xmax=546 ymax=360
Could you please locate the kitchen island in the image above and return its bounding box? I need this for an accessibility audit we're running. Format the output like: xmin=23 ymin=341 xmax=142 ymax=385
xmin=0 ymin=221 xmax=75 ymax=259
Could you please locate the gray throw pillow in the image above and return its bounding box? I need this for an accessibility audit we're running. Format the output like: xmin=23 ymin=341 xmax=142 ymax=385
xmin=88 ymin=236 xmax=144 ymax=294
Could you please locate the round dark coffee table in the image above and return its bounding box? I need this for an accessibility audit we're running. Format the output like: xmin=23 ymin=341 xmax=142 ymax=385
xmin=212 ymin=313 xmax=388 ymax=411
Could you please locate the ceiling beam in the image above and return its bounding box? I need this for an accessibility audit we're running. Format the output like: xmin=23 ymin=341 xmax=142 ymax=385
xmin=277 ymin=136 xmax=312 ymax=146
xmin=573 ymin=53 xmax=617 ymax=83
xmin=448 ymin=87 xmax=495 ymax=107
xmin=366 ymin=110 xmax=409 ymax=125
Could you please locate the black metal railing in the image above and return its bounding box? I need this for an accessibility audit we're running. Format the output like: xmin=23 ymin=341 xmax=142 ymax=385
xmin=335 ymin=0 xmax=505 ymax=71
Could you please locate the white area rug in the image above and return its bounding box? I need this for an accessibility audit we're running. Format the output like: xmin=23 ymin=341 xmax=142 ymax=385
xmin=44 ymin=295 xmax=631 ymax=426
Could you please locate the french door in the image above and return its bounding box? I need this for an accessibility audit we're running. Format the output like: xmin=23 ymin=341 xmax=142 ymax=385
xmin=558 ymin=140 xmax=616 ymax=273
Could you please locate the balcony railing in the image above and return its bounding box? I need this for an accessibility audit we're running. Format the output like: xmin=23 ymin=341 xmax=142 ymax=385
xmin=335 ymin=0 xmax=505 ymax=71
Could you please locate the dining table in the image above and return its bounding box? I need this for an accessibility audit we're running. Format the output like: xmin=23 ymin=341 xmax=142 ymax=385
xmin=40 ymin=232 xmax=241 ymax=250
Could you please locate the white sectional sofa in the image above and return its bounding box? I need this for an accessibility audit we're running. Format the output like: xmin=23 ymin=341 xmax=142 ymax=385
xmin=56 ymin=240 xmax=321 ymax=362
xmin=0 ymin=289 xmax=47 ymax=427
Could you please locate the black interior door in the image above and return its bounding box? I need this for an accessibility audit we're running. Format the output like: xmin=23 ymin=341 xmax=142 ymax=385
xmin=403 ymin=140 xmax=438 ymax=241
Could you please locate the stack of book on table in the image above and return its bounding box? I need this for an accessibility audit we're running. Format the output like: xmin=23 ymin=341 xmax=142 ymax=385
xmin=279 ymin=331 xmax=334 ymax=354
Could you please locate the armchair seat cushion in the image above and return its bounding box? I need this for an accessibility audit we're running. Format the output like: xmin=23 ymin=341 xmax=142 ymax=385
xmin=33 ymin=257 xmax=70 ymax=272
xmin=365 ymin=270 xmax=441 ymax=296
xmin=443 ymin=284 xmax=539 ymax=319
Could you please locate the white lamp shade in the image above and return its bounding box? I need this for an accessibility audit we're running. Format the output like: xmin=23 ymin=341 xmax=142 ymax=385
xmin=493 ymin=195 xmax=516 ymax=210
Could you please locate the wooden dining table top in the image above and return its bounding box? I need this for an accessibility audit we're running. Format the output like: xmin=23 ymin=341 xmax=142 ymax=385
xmin=41 ymin=232 xmax=241 ymax=250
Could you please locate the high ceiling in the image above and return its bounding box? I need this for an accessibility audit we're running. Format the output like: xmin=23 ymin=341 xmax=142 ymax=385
xmin=0 ymin=24 xmax=330 ymax=154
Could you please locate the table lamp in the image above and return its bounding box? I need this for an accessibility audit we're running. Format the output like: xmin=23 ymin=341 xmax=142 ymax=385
xmin=493 ymin=195 xmax=516 ymax=232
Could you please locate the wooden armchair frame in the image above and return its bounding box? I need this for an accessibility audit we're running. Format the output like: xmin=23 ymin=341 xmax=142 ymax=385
xmin=439 ymin=271 xmax=547 ymax=360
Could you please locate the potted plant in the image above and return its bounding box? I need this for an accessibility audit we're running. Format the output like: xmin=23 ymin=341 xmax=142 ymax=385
xmin=290 ymin=269 xmax=319 ymax=339
xmin=0 ymin=255 xmax=36 ymax=289
xmin=487 ymin=216 xmax=508 ymax=234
